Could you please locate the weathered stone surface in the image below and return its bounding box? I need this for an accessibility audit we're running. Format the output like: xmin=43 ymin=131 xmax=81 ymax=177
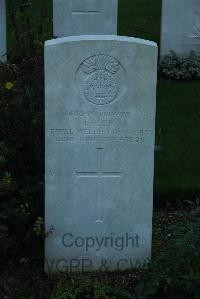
xmin=0 ymin=0 xmax=6 ymax=62
xmin=45 ymin=35 xmax=157 ymax=273
xmin=161 ymin=0 xmax=200 ymax=57
xmin=53 ymin=0 xmax=118 ymax=37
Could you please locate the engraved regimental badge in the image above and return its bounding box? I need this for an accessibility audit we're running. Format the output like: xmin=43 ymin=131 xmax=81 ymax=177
xmin=76 ymin=54 xmax=126 ymax=105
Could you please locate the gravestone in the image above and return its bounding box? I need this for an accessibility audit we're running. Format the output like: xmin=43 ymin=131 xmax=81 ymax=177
xmin=53 ymin=0 xmax=118 ymax=37
xmin=0 ymin=0 xmax=6 ymax=62
xmin=45 ymin=35 xmax=157 ymax=273
xmin=161 ymin=0 xmax=200 ymax=57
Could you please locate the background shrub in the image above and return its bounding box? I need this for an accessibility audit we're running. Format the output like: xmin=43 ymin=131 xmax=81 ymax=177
xmin=7 ymin=0 xmax=52 ymax=62
xmin=159 ymin=51 xmax=200 ymax=81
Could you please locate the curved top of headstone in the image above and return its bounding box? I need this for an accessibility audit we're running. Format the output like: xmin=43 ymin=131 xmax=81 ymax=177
xmin=45 ymin=35 xmax=157 ymax=48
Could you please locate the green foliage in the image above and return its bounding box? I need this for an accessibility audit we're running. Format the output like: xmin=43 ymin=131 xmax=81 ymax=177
xmin=159 ymin=51 xmax=200 ymax=81
xmin=52 ymin=276 xmax=133 ymax=299
xmin=134 ymin=214 xmax=200 ymax=299
xmin=7 ymin=0 xmax=52 ymax=61
xmin=0 ymin=58 xmax=44 ymax=260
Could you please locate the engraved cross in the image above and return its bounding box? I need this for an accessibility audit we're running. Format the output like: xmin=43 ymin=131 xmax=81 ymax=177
xmin=76 ymin=148 xmax=122 ymax=220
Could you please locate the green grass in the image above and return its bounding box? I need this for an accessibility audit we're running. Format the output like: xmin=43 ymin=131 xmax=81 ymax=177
xmin=155 ymin=82 xmax=200 ymax=201
xmin=6 ymin=0 xmax=200 ymax=202
xmin=118 ymin=0 xmax=162 ymax=44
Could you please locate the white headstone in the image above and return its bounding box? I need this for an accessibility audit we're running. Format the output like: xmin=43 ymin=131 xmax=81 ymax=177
xmin=53 ymin=0 xmax=118 ymax=37
xmin=45 ymin=35 xmax=157 ymax=273
xmin=161 ymin=0 xmax=200 ymax=57
xmin=0 ymin=0 xmax=6 ymax=62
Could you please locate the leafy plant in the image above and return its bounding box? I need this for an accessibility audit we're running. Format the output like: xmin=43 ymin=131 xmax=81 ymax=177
xmin=0 ymin=57 xmax=44 ymax=261
xmin=52 ymin=276 xmax=133 ymax=299
xmin=159 ymin=51 xmax=200 ymax=80
xmin=7 ymin=0 xmax=52 ymax=62
xmin=134 ymin=214 xmax=200 ymax=299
